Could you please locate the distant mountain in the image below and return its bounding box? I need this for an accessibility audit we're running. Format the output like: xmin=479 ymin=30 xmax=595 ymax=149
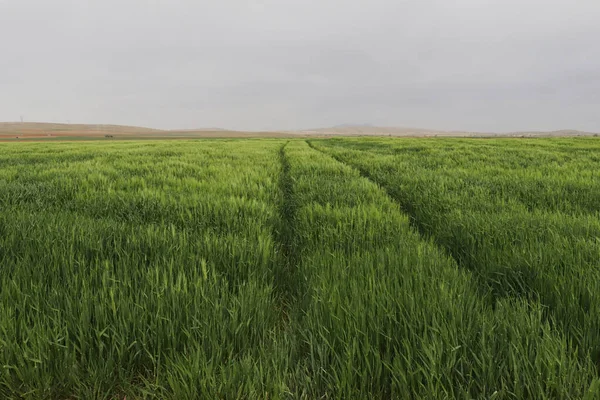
xmin=299 ymin=125 xmax=436 ymax=135
xmin=293 ymin=125 xmax=599 ymax=137
xmin=169 ymin=127 xmax=227 ymax=132
xmin=0 ymin=122 xmax=297 ymax=139
xmin=2 ymin=122 xmax=597 ymax=139
xmin=0 ymin=122 xmax=163 ymax=135
xmin=333 ymin=123 xmax=375 ymax=128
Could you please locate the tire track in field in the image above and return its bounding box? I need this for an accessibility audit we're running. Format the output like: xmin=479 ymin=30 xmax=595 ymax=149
xmin=305 ymin=139 xmax=493 ymax=302
xmin=305 ymin=139 xmax=430 ymax=239
xmin=307 ymin=140 xmax=600 ymax=377
xmin=305 ymin=140 xmax=551 ymax=304
xmin=274 ymin=142 xmax=304 ymax=321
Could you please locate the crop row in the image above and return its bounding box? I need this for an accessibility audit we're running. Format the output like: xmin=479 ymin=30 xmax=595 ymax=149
xmin=284 ymin=141 xmax=598 ymax=398
xmin=312 ymin=137 xmax=600 ymax=376
xmin=0 ymin=140 xmax=290 ymax=398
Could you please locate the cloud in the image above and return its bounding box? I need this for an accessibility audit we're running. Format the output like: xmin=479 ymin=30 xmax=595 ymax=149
xmin=1 ymin=0 xmax=599 ymax=131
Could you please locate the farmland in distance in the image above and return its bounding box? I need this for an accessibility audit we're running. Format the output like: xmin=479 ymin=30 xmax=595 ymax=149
xmin=1 ymin=138 xmax=599 ymax=398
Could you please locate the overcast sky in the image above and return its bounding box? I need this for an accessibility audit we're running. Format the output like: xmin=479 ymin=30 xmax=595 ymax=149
xmin=0 ymin=0 xmax=599 ymax=132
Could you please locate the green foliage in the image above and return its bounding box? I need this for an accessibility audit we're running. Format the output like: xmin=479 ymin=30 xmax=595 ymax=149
xmin=312 ymin=137 xmax=600 ymax=382
xmin=286 ymin=141 xmax=598 ymax=398
xmin=0 ymin=138 xmax=599 ymax=398
xmin=0 ymin=140 xmax=293 ymax=398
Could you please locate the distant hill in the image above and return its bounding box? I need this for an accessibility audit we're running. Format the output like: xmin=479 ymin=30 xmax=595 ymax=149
xmin=0 ymin=122 xmax=297 ymax=140
xmin=296 ymin=125 xmax=449 ymax=136
xmin=333 ymin=123 xmax=375 ymax=128
xmin=1 ymin=122 xmax=597 ymax=140
xmin=0 ymin=122 xmax=163 ymax=137
xmin=294 ymin=125 xmax=599 ymax=137
xmin=169 ymin=127 xmax=227 ymax=132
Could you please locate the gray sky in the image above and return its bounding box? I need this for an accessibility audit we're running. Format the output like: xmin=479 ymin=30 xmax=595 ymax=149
xmin=1 ymin=0 xmax=599 ymax=132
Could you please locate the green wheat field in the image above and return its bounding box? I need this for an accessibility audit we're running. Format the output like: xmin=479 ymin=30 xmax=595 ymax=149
xmin=1 ymin=138 xmax=600 ymax=399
